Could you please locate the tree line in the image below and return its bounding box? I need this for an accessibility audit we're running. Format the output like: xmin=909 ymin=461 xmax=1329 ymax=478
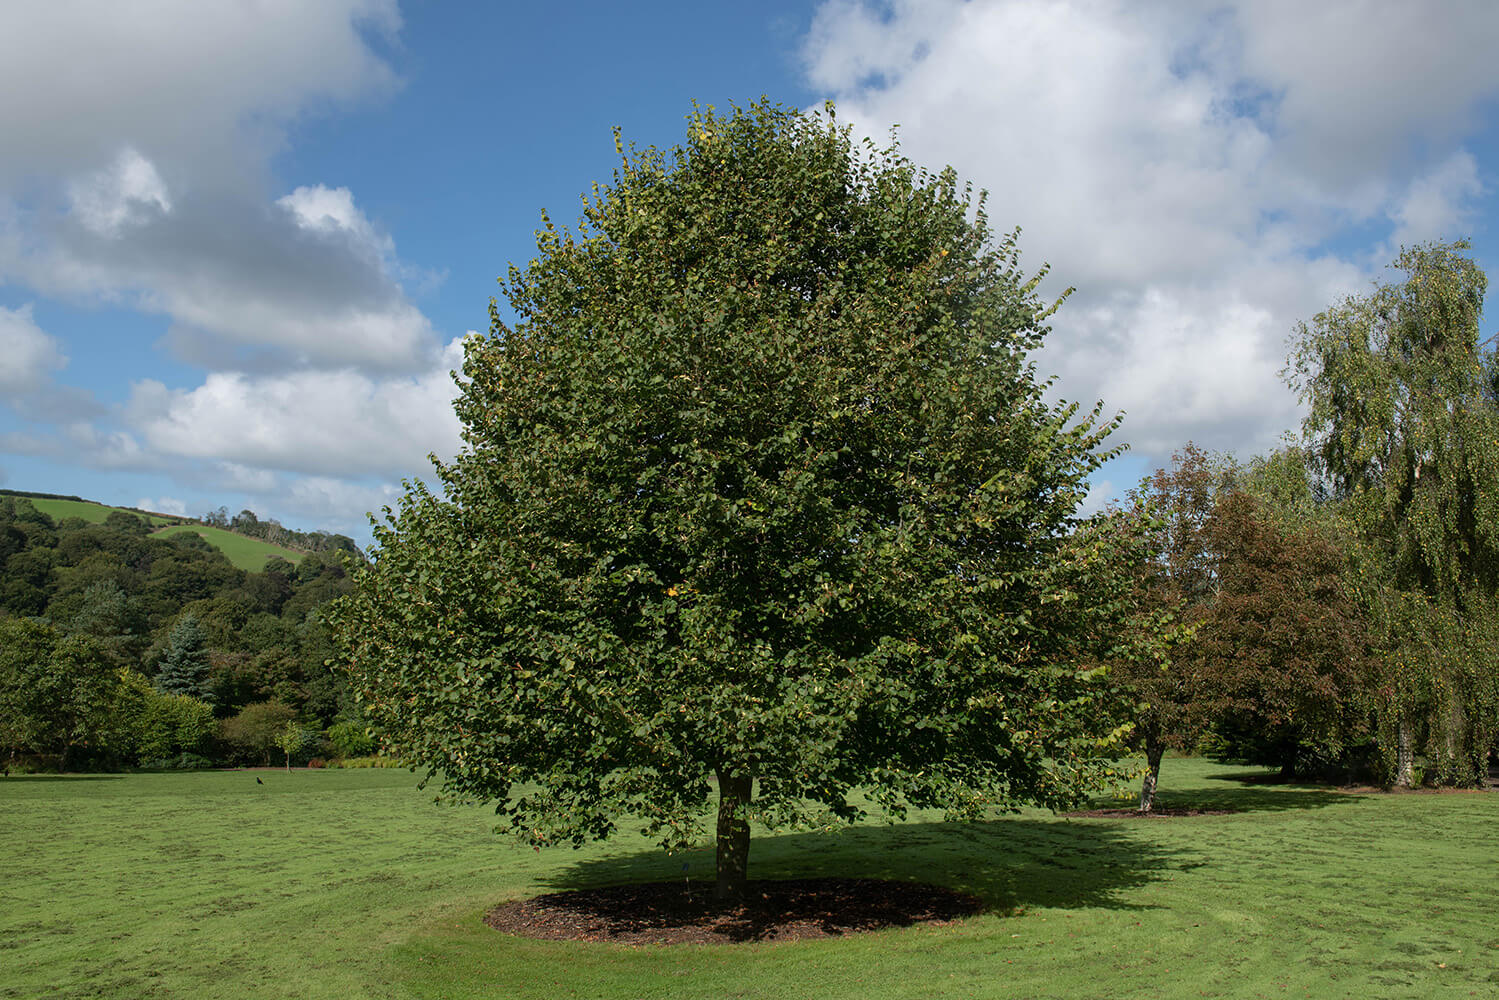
xmin=200 ymin=506 xmax=362 ymax=556
xmin=0 ymin=502 xmax=367 ymax=771
xmin=1107 ymin=241 xmax=1499 ymax=806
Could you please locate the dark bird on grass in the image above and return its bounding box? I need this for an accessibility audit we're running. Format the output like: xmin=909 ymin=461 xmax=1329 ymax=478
xmin=256 ymin=777 xmax=263 ymax=784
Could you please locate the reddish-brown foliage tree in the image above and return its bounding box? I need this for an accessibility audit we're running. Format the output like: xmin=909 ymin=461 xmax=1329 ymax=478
xmin=1196 ymin=490 xmax=1372 ymax=777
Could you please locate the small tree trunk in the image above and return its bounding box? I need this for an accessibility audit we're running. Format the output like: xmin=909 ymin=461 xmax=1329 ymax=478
xmin=1138 ymin=740 xmax=1164 ymax=813
xmin=1394 ymin=716 xmax=1416 ymax=788
xmin=714 ymin=771 xmax=752 ymax=902
xmin=285 ymin=748 xmax=291 ymax=773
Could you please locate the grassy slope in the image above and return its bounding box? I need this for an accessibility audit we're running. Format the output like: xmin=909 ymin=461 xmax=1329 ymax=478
xmin=19 ymin=496 xmax=304 ymax=571
xmin=2 ymin=759 xmax=1495 ymax=1000
xmin=26 ymin=496 xmax=176 ymax=527
xmin=150 ymin=523 xmax=306 ymax=572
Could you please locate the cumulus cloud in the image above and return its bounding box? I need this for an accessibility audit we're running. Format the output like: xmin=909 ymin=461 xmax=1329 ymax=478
xmin=0 ymin=303 xmax=66 ymax=393
xmin=801 ymin=0 xmax=1499 ymax=460
xmin=68 ymin=148 xmax=172 ymax=238
xmin=126 ymin=336 xmax=467 ymax=479
xmin=0 ymin=1 xmax=436 ymax=375
xmin=1387 ymin=152 xmax=1484 ymax=251
xmin=4 ymin=162 xmax=438 ymax=374
xmin=0 ymin=0 xmax=400 ymax=191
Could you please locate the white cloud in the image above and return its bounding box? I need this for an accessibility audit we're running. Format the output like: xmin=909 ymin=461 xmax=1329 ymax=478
xmin=0 ymin=303 xmax=66 ymax=393
xmin=0 ymin=1 xmax=435 ymax=375
xmin=135 ymin=496 xmax=186 ymax=517
xmin=4 ymin=176 xmax=438 ymax=374
xmin=801 ymin=0 xmax=1499 ymax=460
xmin=68 ymin=148 xmax=172 ymax=237
xmin=212 ymin=462 xmax=280 ymax=494
xmin=0 ymin=0 xmax=400 ymax=190
xmin=284 ymin=477 xmax=405 ymax=525
xmin=0 ymin=0 xmax=444 ymax=543
xmin=1232 ymin=1 xmax=1499 ymax=192
xmin=127 ymin=336 xmax=466 ymax=479
xmin=1387 ymin=152 xmax=1484 ymax=250
xmin=1077 ymin=477 xmax=1117 ymax=518
xmin=279 ymin=185 xmax=392 ymax=256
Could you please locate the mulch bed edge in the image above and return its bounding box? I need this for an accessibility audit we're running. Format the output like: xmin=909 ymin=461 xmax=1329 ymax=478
xmin=484 ymin=876 xmax=985 ymax=946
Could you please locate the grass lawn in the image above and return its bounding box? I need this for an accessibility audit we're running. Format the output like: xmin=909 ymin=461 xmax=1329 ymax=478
xmin=149 ymin=524 xmax=307 ymax=572
xmin=3 ymin=758 xmax=1496 ymax=999
xmin=25 ymin=497 xmax=176 ymax=527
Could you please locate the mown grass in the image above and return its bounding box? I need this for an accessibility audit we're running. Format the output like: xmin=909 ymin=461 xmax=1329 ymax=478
xmin=149 ymin=524 xmax=307 ymax=571
xmin=3 ymin=759 xmax=1496 ymax=999
xmin=26 ymin=497 xmax=176 ymax=527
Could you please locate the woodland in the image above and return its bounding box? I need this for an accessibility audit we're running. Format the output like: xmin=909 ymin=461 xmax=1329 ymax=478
xmin=0 ymin=498 xmax=366 ymax=771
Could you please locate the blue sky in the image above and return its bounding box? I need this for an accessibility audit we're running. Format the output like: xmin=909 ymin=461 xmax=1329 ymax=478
xmin=2 ymin=1 xmax=1498 ymax=545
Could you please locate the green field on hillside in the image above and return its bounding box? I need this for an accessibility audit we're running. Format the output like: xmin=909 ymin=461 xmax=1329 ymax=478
xmin=25 ymin=496 xmax=177 ymax=527
xmin=150 ymin=523 xmax=306 ymax=572
xmin=3 ymin=758 xmax=1495 ymax=999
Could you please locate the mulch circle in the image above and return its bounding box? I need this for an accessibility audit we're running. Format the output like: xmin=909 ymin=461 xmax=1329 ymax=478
xmin=484 ymin=877 xmax=985 ymax=945
xmin=1065 ymin=806 xmax=1237 ymax=818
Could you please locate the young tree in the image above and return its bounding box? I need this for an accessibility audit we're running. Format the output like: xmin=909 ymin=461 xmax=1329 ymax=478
xmin=1288 ymin=240 xmax=1499 ymax=785
xmin=330 ymin=102 xmax=1134 ymax=900
xmin=1107 ymin=444 xmax=1224 ymax=812
xmin=274 ymin=721 xmax=315 ymax=772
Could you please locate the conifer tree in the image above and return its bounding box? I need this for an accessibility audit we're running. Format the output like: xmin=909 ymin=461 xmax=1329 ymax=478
xmin=154 ymin=615 xmax=213 ymax=705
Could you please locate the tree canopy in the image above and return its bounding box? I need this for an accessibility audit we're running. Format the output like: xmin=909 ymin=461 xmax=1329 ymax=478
xmin=1105 ymin=443 xmax=1224 ymax=812
xmin=330 ymin=101 xmax=1135 ymax=898
xmin=1289 ymin=240 xmax=1499 ymax=785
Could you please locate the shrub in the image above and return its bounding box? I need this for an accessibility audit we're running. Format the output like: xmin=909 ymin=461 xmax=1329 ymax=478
xmin=220 ymin=701 xmax=296 ymax=766
xmin=326 ymin=719 xmax=375 ymax=758
xmin=332 ymin=755 xmax=399 ymax=769
xmin=137 ymin=752 xmax=214 ymax=771
xmin=118 ymin=672 xmax=215 ymax=763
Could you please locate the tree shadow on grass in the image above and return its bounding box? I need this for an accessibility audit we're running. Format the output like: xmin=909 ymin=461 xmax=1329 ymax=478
xmin=1082 ymin=780 xmax=1364 ymax=815
xmin=539 ymin=816 xmax=1192 ymax=918
xmin=2 ymin=774 xmax=123 ymax=782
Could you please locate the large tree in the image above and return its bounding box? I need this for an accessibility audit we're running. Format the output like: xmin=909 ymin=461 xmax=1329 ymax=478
xmin=1289 ymin=240 xmax=1499 ymax=785
xmin=330 ymin=102 xmax=1133 ymax=899
xmin=0 ymin=618 xmax=120 ymax=770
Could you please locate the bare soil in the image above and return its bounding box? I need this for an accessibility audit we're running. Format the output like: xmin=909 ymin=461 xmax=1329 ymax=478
xmin=484 ymin=877 xmax=984 ymax=945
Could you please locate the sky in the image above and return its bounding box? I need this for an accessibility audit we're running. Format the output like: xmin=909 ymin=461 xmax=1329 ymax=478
xmin=2 ymin=0 xmax=1498 ymax=546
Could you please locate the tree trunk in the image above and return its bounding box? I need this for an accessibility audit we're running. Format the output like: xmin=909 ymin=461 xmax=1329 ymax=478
xmin=1138 ymin=740 xmax=1164 ymax=813
xmin=714 ymin=771 xmax=752 ymax=902
xmin=1394 ymin=715 xmax=1416 ymax=788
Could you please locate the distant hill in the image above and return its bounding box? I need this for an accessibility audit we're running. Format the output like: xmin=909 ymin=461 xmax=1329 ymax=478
xmin=149 ymin=524 xmax=308 ymax=573
xmin=22 ymin=496 xmax=180 ymax=529
xmin=0 ymin=490 xmax=350 ymax=573
xmin=0 ymin=490 xmax=362 ymax=767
